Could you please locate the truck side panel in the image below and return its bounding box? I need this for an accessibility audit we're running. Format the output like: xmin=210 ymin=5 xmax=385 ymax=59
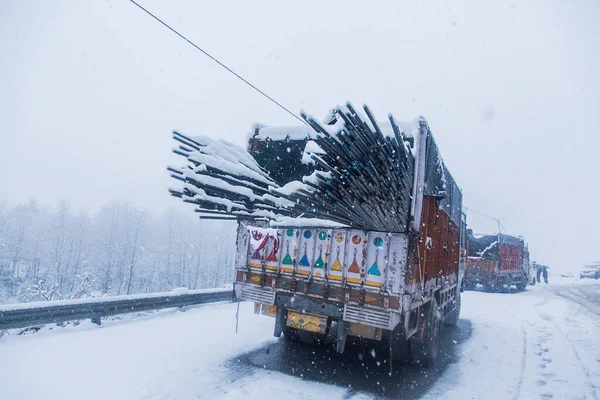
xmin=415 ymin=196 xmax=461 ymax=295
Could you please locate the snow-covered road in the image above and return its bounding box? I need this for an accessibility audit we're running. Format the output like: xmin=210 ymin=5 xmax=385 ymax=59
xmin=1 ymin=279 xmax=599 ymax=400
xmin=425 ymin=279 xmax=600 ymax=400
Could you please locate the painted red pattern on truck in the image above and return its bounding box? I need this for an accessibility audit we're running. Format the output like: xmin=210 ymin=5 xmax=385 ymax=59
xmin=499 ymin=242 xmax=524 ymax=272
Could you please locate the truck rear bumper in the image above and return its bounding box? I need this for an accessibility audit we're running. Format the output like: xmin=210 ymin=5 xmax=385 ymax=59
xmin=235 ymin=282 xmax=401 ymax=331
xmin=275 ymin=291 xmax=344 ymax=319
xmin=234 ymin=282 xmax=276 ymax=305
xmin=465 ymin=274 xmax=483 ymax=283
xmin=497 ymin=271 xmax=527 ymax=285
xmin=465 ymin=272 xmax=527 ymax=286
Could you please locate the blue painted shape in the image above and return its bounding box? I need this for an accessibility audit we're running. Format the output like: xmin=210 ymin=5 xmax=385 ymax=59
xmin=299 ymin=254 xmax=310 ymax=267
xmin=368 ymin=262 xmax=381 ymax=276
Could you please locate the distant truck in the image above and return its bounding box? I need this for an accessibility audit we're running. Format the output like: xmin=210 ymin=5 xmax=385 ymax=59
xmin=580 ymin=262 xmax=600 ymax=279
xmin=234 ymin=118 xmax=465 ymax=367
xmin=464 ymin=231 xmax=529 ymax=292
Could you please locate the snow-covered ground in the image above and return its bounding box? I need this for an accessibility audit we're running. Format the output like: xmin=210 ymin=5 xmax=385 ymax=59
xmin=1 ymin=279 xmax=599 ymax=399
xmin=424 ymin=278 xmax=600 ymax=400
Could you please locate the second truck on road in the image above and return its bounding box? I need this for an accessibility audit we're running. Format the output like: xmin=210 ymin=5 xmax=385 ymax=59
xmin=464 ymin=231 xmax=530 ymax=292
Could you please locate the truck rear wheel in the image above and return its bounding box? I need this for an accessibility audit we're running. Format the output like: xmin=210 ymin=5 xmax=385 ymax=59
xmin=282 ymin=325 xmax=300 ymax=342
xmin=283 ymin=326 xmax=325 ymax=345
xmin=463 ymin=280 xmax=474 ymax=291
xmin=483 ymin=283 xmax=496 ymax=293
xmin=411 ymin=298 xmax=441 ymax=368
xmin=444 ymin=291 xmax=461 ymax=326
xmin=389 ymin=327 xmax=411 ymax=364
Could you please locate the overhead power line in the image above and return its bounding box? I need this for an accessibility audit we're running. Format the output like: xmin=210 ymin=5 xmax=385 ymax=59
xmin=129 ymin=0 xmax=306 ymax=125
xmin=466 ymin=208 xmax=506 ymax=232
xmin=467 ymin=208 xmax=497 ymax=221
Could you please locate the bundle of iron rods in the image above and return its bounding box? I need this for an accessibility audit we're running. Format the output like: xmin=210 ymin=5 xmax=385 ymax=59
xmin=168 ymin=102 xmax=415 ymax=232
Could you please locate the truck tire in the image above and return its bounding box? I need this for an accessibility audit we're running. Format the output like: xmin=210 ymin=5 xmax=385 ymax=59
xmin=463 ymin=280 xmax=474 ymax=291
xmin=389 ymin=327 xmax=411 ymax=364
xmin=411 ymin=298 xmax=441 ymax=368
xmin=515 ymin=282 xmax=526 ymax=292
xmin=283 ymin=326 xmax=325 ymax=345
xmin=444 ymin=291 xmax=461 ymax=326
xmin=282 ymin=325 xmax=300 ymax=342
xmin=483 ymin=283 xmax=496 ymax=293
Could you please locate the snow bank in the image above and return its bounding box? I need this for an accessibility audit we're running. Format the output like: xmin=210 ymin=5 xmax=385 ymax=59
xmin=0 ymin=287 xmax=230 ymax=312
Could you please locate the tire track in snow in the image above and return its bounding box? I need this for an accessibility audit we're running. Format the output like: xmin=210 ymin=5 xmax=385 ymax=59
xmin=513 ymin=324 xmax=527 ymax=400
xmin=546 ymin=323 xmax=599 ymax=400
xmin=537 ymin=287 xmax=600 ymax=400
xmin=547 ymin=284 xmax=600 ymax=318
xmin=570 ymin=343 xmax=599 ymax=400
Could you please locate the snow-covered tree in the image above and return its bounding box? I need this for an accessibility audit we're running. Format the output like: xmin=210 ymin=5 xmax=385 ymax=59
xmin=0 ymin=199 xmax=236 ymax=304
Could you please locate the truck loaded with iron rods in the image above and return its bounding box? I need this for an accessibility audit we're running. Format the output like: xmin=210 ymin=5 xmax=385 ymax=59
xmin=168 ymin=102 xmax=466 ymax=368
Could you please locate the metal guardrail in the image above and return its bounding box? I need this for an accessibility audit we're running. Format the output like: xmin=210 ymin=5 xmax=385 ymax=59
xmin=0 ymin=289 xmax=234 ymax=331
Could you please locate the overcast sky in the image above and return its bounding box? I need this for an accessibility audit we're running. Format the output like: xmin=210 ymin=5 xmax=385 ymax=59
xmin=1 ymin=0 xmax=599 ymax=272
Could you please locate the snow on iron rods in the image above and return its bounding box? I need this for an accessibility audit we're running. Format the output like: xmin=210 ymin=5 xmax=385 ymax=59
xmin=168 ymin=102 xmax=414 ymax=232
xmin=298 ymin=104 xmax=413 ymax=231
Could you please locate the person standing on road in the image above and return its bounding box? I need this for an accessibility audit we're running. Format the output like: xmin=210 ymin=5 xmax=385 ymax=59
xmin=535 ymin=264 xmax=549 ymax=284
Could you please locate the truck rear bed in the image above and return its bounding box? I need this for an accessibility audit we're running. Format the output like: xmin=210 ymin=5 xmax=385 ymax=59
xmin=234 ymin=223 xmax=408 ymax=333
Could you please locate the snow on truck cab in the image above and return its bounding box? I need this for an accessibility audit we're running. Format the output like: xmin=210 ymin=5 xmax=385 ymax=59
xmin=168 ymin=102 xmax=465 ymax=367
